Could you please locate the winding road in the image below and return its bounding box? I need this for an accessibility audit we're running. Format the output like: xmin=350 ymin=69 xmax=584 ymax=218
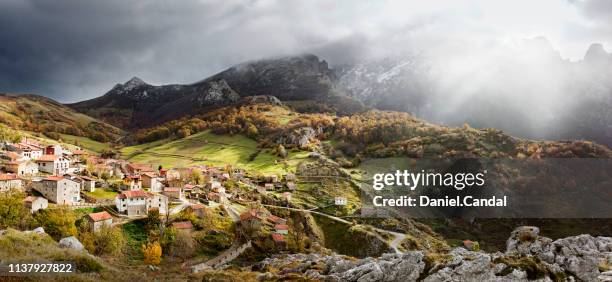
xmin=261 ymin=204 xmax=406 ymax=253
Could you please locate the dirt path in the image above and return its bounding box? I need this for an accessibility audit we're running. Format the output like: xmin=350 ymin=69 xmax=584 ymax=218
xmin=262 ymin=204 xmax=406 ymax=253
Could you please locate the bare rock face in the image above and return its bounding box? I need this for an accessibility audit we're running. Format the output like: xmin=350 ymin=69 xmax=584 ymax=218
xmin=550 ymin=235 xmax=612 ymax=281
xmin=58 ymin=236 xmax=85 ymax=251
xmin=506 ymin=226 xmax=612 ymax=281
xmin=252 ymin=226 xmax=611 ymax=281
xmin=256 ymin=252 xmax=425 ymax=282
xmin=277 ymin=126 xmax=318 ymax=148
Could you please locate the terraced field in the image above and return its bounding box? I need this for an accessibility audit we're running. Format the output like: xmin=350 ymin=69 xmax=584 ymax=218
xmin=119 ymin=130 xmax=310 ymax=175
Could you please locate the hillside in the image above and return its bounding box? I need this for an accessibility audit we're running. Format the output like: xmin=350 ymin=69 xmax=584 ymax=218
xmin=0 ymin=93 xmax=124 ymax=142
xmin=68 ymin=54 xmax=352 ymax=129
xmin=124 ymin=103 xmax=612 ymax=160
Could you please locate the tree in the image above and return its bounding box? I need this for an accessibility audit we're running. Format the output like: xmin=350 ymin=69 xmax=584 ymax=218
xmin=246 ymin=123 xmax=258 ymax=137
xmin=0 ymin=124 xmax=22 ymax=143
xmin=190 ymin=169 xmax=203 ymax=185
xmin=34 ymin=206 xmax=77 ymax=240
xmin=170 ymin=231 xmax=196 ymax=259
xmin=142 ymin=241 xmax=162 ymax=265
xmin=94 ymin=225 xmax=125 ymax=256
xmin=177 ymin=127 xmax=191 ymax=138
xmin=277 ymin=144 xmax=287 ymax=158
xmin=0 ymin=190 xmax=32 ymax=229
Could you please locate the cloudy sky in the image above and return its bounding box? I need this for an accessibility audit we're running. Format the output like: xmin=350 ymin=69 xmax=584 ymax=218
xmin=0 ymin=0 xmax=611 ymax=102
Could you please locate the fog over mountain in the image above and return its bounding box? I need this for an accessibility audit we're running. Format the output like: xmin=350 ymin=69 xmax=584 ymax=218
xmin=335 ymin=38 xmax=612 ymax=145
xmin=1 ymin=0 xmax=612 ymax=144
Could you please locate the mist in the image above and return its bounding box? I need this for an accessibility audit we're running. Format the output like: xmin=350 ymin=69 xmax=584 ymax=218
xmin=1 ymin=0 xmax=611 ymax=143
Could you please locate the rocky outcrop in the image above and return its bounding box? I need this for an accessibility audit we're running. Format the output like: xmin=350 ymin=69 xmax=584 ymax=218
xmin=252 ymin=226 xmax=612 ymax=281
xmin=58 ymin=236 xmax=85 ymax=251
xmin=277 ymin=126 xmax=320 ymax=148
xmin=505 ymin=226 xmax=612 ymax=281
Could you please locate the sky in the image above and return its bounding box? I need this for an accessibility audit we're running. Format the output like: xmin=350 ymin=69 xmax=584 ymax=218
xmin=0 ymin=0 xmax=611 ymax=102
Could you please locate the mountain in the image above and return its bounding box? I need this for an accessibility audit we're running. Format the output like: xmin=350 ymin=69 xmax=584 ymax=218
xmin=335 ymin=41 xmax=612 ymax=147
xmin=0 ymin=93 xmax=123 ymax=142
xmin=68 ymin=54 xmax=339 ymax=129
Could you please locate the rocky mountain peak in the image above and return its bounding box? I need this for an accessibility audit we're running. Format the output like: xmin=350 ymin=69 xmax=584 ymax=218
xmin=584 ymin=43 xmax=609 ymax=63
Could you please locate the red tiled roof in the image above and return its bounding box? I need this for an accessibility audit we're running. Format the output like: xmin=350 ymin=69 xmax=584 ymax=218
xmin=142 ymin=172 xmax=158 ymax=178
xmin=88 ymin=211 xmax=112 ymax=222
xmin=184 ymin=184 xmax=195 ymax=189
xmin=117 ymin=190 xmax=152 ymax=199
xmin=240 ymin=209 xmax=262 ymax=221
xmin=44 ymin=176 xmax=64 ymax=182
xmin=190 ymin=204 xmax=206 ymax=210
xmin=2 ymin=151 xmax=21 ymax=160
xmin=164 ymin=187 xmax=180 ymax=192
xmin=271 ymin=233 xmax=285 ymax=242
xmin=275 ymin=224 xmax=289 ymax=231
xmin=127 ymin=163 xmax=154 ymax=171
xmin=172 ymin=221 xmax=193 ymax=229
xmin=267 ymin=215 xmax=284 ymax=224
xmin=0 ymin=174 xmax=19 ymax=181
xmin=24 ymin=196 xmax=42 ymax=203
xmin=37 ymin=155 xmax=59 ymax=162
xmin=72 ymin=150 xmax=85 ymax=155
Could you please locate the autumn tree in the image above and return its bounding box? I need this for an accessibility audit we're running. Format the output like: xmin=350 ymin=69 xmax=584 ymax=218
xmin=34 ymin=206 xmax=78 ymax=240
xmin=0 ymin=190 xmax=32 ymax=229
xmin=142 ymin=241 xmax=162 ymax=265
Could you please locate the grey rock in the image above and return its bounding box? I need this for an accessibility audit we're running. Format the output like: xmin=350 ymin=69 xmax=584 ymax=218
xmin=58 ymin=236 xmax=84 ymax=251
xmin=32 ymin=227 xmax=45 ymax=234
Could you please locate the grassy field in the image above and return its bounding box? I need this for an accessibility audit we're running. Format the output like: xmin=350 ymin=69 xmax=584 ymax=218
xmin=84 ymin=188 xmax=119 ymax=199
xmin=119 ymin=130 xmax=310 ymax=175
xmin=59 ymin=133 xmax=112 ymax=153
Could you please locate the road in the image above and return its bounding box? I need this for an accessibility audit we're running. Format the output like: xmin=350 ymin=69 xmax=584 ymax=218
xmin=261 ymin=204 xmax=406 ymax=253
xmin=169 ymin=197 xmax=191 ymax=215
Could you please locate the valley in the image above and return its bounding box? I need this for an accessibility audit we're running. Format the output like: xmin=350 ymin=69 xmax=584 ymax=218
xmin=0 ymin=54 xmax=611 ymax=281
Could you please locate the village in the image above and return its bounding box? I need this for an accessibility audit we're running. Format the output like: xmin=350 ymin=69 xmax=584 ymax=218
xmin=0 ymin=136 xmax=348 ymax=261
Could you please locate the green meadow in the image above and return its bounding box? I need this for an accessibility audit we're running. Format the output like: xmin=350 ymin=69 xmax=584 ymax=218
xmin=119 ymin=130 xmax=309 ymax=175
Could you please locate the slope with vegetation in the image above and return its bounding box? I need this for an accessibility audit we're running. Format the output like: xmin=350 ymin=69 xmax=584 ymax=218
xmin=0 ymin=93 xmax=123 ymax=142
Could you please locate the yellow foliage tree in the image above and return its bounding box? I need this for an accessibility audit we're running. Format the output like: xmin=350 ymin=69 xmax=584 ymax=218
xmin=142 ymin=241 xmax=162 ymax=265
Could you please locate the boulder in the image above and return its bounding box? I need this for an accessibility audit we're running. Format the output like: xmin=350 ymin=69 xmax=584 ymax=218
xmin=32 ymin=227 xmax=45 ymax=234
xmin=58 ymin=236 xmax=84 ymax=251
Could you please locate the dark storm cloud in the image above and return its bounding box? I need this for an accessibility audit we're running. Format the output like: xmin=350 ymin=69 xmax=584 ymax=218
xmin=0 ymin=0 xmax=610 ymax=102
xmin=0 ymin=0 xmax=279 ymax=102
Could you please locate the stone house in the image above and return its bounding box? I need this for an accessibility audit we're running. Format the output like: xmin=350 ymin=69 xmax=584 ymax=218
xmin=188 ymin=204 xmax=207 ymax=218
xmin=172 ymin=221 xmax=193 ymax=233
xmin=0 ymin=173 xmax=22 ymax=192
xmin=271 ymin=233 xmax=286 ymax=249
xmin=115 ymin=190 xmax=168 ymax=216
xmin=36 ymin=155 xmax=70 ymax=175
xmin=32 ymin=176 xmax=81 ymax=205
xmin=87 ymin=211 xmax=113 ymax=232
xmin=23 ymin=196 xmax=48 ymax=213
xmin=6 ymin=143 xmax=44 ymax=160
xmin=163 ymin=187 xmax=182 ymax=199
xmin=122 ymin=175 xmax=142 ymax=191
xmin=126 ymin=163 xmax=154 ymax=174
xmin=274 ymin=224 xmax=289 ymax=235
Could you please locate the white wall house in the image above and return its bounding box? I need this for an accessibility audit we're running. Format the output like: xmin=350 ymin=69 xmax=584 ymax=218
xmin=36 ymin=155 xmax=70 ymax=175
xmin=115 ymin=190 xmax=167 ymax=217
xmin=0 ymin=174 xmax=22 ymax=192
xmin=32 ymin=176 xmax=81 ymax=205
xmin=7 ymin=143 xmax=44 ymax=160
xmin=24 ymin=196 xmax=48 ymax=213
